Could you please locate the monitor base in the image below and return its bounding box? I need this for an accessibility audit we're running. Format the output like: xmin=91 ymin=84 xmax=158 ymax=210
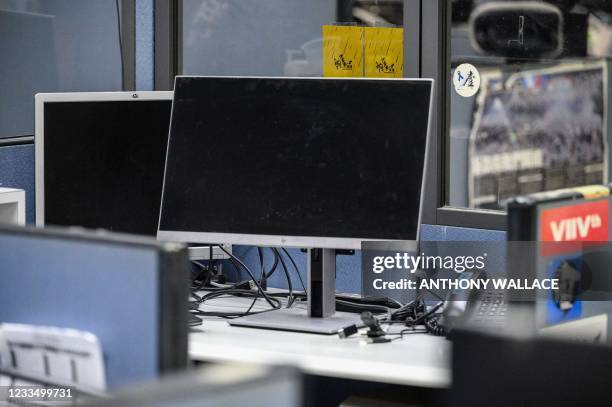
xmin=228 ymin=307 xmax=362 ymax=335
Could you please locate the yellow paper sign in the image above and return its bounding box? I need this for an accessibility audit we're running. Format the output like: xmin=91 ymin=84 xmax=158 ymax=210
xmin=322 ymin=25 xmax=364 ymax=77
xmin=364 ymin=27 xmax=403 ymax=78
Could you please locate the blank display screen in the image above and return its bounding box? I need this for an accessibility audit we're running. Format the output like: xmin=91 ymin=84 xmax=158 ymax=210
xmin=44 ymin=100 xmax=172 ymax=236
xmin=160 ymin=77 xmax=431 ymax=241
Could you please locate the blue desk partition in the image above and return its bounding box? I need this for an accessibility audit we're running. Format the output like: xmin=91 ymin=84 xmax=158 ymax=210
xmin=0 ymin=144 xmax=34 ymax=223
xmin=0 ymin=229 xmax=161 ymax=389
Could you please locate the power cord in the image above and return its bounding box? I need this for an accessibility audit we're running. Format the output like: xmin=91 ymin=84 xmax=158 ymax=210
xmin=273 ymin=248 xmax=296 ymax=307
xmin=281 ymin=248 xmax=307 ymax=292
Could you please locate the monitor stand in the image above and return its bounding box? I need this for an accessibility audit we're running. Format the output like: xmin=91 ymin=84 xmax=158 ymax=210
xmin=228 ymin=248 xmax=362 ymax=334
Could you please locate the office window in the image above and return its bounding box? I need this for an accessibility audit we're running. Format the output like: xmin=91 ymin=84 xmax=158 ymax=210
xmin=179 ymin=0 xmax=403 ymax=77
xmin=448 ymin=0 xmax=612 ymax=212
xmin=0 ymin=0 xmax=124 ymax=139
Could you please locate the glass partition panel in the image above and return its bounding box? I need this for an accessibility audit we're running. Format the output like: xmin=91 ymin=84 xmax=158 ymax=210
xmin=448 ymin=0 xmax=612 ymax=211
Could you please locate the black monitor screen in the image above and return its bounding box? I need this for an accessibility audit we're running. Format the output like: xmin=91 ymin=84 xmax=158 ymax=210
xmin=44 ymin=99 xmax=172 ymax=236
xmin=160 ymin=77 xmax=431 ymax=242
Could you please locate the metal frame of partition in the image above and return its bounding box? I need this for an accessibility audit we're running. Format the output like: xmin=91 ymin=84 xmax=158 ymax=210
xmin=416 ymin=0 xmax=507 ymax=230
xmin=120 ymin=0 xmax=137 ymax=91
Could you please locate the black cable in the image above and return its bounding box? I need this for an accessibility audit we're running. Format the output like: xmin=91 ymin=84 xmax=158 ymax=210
xmin=273 ymin=248 xmax=295 ymax=307
xmin=193 ymin=290 xmax=282 ymax=318
xmin=336 ymin=299 xmax=391 ymax=315
xmin=390 ymin=299 xmax=425 ymax=322
xmin=410 ymin=301 xmax=444 ymax=326
xmin=189 ymin=247 xmax=440 ymax=332
xmin=424 ymin=317 xmax=445 ymax=336
xmin=191 ymin=260 xmax=217 ymax=291
xmin=217 ymin=245 xmax=279 ymax=309
xmin=197 ymin=289 xmax=283 ymax=306
xmin=232 ymin=248 xmax=279 ymax=289
xmin=190 ymin=262 xmax=205 ymax=282
xmin=189 ymin=248 xmax=287 ymax=319
xmin=190 ymin=261 xmax=208 ymax=291
xmin=188 ymin=314 xmax=203 ymax=327
xmin=395 ymin=327 xmax=428 ymax=337
xmin=191 ymin=308 xmax=276 ymax=319
xmin=243 ymin=247 xmax=270 ymax=315
xmin=257 ymin=247 xmax=268 ymax=289
xmin=264 ymin=247 xmax=280 ymax=280
xmin=208 ymin=246 xmax=220 ymax=283
xmin=280 ymin=248 xmax=307 ymax=292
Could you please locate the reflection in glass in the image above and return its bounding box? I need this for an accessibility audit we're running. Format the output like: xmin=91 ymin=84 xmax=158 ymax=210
xmin=449 ymin=0 xmax=612 ymax=210
xmin=0 ymin=0 xmax=122 ymax=138
xmin=181 ymin=0 xmax=403 ymax=77
xmin=181 ymin=0 xmax=335 ymax=76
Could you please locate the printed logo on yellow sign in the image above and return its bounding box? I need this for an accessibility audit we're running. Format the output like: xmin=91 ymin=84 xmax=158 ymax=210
xmin=365 ymin=27 xmax=403 ymax=78
xmin=322 ymin=25 xmax=364 ymax=77
xmin=334 ymin=54 xmax=354 ymax=71
xmin=374 ymin=57 xmax=397 ymax=74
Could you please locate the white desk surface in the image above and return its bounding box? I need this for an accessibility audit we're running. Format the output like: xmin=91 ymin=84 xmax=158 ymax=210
xmin=189 ymin=294 xmax=451 ymax=388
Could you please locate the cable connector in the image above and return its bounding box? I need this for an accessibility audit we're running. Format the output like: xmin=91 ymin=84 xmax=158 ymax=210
xmin=361 ymin=312 xmax=386 ymax=338
xmin=233 ymin=280 xmax=252 ymax=290
xmin=337 ymin=324 xmax=359 ymax=339
xmin=364 ymin=337 xmax=393 ymax=344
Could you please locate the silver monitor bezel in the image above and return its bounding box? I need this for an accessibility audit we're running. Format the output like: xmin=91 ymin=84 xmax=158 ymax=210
xmin=157 ymin=76 xmax=435 ymax=250
xmin=35 ymin=91 xmax=174 ymax=228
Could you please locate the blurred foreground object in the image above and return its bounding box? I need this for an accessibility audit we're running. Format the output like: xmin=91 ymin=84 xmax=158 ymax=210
xmin=93 ymin=364 xmax=302 ymax=407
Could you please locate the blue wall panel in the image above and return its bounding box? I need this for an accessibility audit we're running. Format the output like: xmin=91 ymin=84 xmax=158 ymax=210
xmin=421 ymin=223 xmax=506 ymax=242
xmin=0 ymin=144 xmax=35 ymax=224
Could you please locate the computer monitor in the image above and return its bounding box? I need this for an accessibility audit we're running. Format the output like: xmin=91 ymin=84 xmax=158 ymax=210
xmin=0 ymin=225 xmax=189 ymax=390
xmin=35 ymin=92 xmax=172 ymax=236
xmin=158 ymin=76 xmax=433 ymax=332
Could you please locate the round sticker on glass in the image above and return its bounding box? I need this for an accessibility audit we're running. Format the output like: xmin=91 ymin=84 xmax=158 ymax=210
xmin=453 ymin=63 xmax=481 ymax=98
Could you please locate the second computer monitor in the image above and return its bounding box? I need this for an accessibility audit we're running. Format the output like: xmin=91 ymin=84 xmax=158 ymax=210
xmin=35 ymin=92 xmax=173 ymax=236
xmin=158 ymin=77 xmax=433 ymax=249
